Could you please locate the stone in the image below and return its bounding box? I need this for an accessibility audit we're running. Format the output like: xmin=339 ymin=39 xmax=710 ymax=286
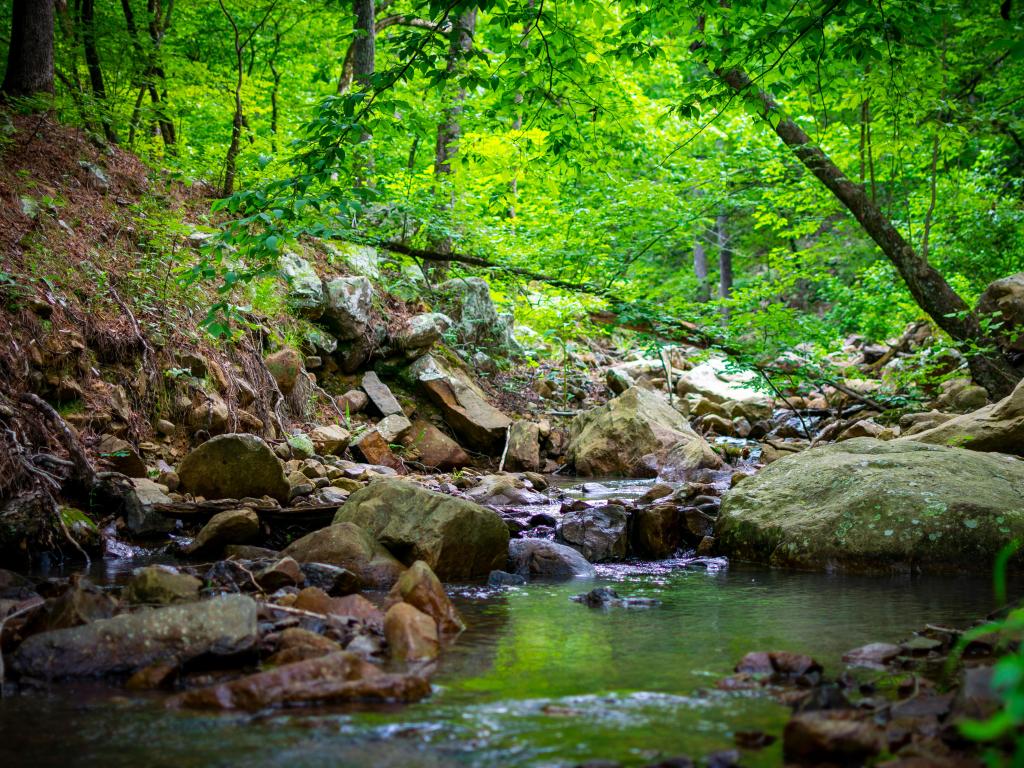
xmin=323 ymin=276 xmax=374 ymax=340
xmin=675 ymin=358 xmax=772 ymax=418
xmin=571 ymin=587 xmax=662 ymax=609
xmin=488 ymin=570 xmax=526 ymax=587
xmin=782 ymin=711 xmax=884 ymax=764
xmin=419 ymin=372 xmax=512 ymax=452
xmin=606 ymin=367 xmax=635 ymax=395
xmin=842 ymin=642 xmax=902 ymax=668
xmin=387 ymin=560 xmax=464 ymax=635
xmin=505 ymin=420 xmax=542 ymax=472
xmin=338 ymin=389 xmax=369 ymax=414
xmin=334 ymin=479 xmax=509 ymax=580
xmin=899 ymin=410 xmax=956 ymax=436
xmin=281 ymin=522 xmax=406 ymax=589
xmin=172 ymin=651 xmax=430 ymax=710
xmin=567 ymin=387 xmax=722 ymax=477
xmin=464 ymin=474 xmax=547 ymax=506
xmin=507 ymin=539 xmax=596 ymax=580
xmin=631 ymin=504 xmax=683 ymax=559
xmin=125 ymin=566 xmax=202 ymax=605
xmin=286 ymin=433 xmax=315 ymax=459
xmin=717 ymin=437 xmax=1024 ymax=573
xmin=558 ymin=504 xmax=630 ymax=562
xmin=388 ymin=313 xmax=452 ymax=356
xmin=26 ymin=578 xmax=116 ymax=632
xmin=436 ymin=276 xmax=518 ymax=352
xmin=977 ymin=272 xmax=1024 ymax=351
xmin=178 ymin=434 xmax=290 ymax=504
xmin=266 ymin=627 xmax=340 ymax=665
xmin=299 ymin=563 xmax=360 ymax=595
xmin=836 ymin=419 xmax=891 ymax=441
xmin=905 ymin=376 xmax=1024 ymax=455
xmin=280 ymin=252 xmax=324 ymax=318
xmin=255 ymin=557 xmax=304 ymax=592
xmin=186 ymin=508 xmax=260 ymax=555
xmin=265 ymin=348 xmax=304 ymax=394
xmin=122 ymin=477 xmax=176 ymax=535
xmin=96 ymin=435 xmax=147 ymax=477
xmin=401 ymin=420 xmax=471 ymax=470
xmin=12 ymin=595 xmax=258 ymax=679
xmin=189 ymin=392 xmax=230 ymax=434
xmin=310 ymin=424 xmax=351 ymax=455
xmin=362 ymin=371 xmax=403 ymax=416
xmin=376 ymin=414 xmax=412 ymax=444
xmin=351 ymin=430 xmax=404 ymax=473
xmin=383 ymin=602 xmax=440 ymax=661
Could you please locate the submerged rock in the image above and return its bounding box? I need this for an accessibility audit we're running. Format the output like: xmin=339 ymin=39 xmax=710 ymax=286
xmin=567 ymin=387 xmax=721 ymax=477
xmin=12 ymin=595 xmax=258 ymax=679
xmin=717 ymin=438 xmax=1024 ymax=573
xmin=177 ymin=434 xmax=290 ymax=504
xmin=334 ymin=479 xmax=509 ymax=580
xmin=282 ymin=522 xmax=406 ymax=589
xmin=507 ymin=539 xmax=596 ymax=580
xmin=172 ymin=651 xmax=430 ymax=710
xmin=571 ymin=587 xmax=661 ymax=608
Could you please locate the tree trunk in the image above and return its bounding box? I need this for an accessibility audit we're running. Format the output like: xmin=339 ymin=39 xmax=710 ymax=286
xmin=693 ymin=238 xmax=710 ymax=302
xmin=716 ymin=213 xmax=732 ymax=324
xmin=351 ymin=0 xmax=375 ymax=183
xmin=145 ymin=0 xmax=177 ymax=150
xmin=429 ymin=9 xmax=477 ymax=269
xmin=81 ymin=0 xmax=117 ymax=142
xmin=2 ymin=0 xmax=55 ymax=100
xmin=718 ymin=66 xmax=1019 ymax=398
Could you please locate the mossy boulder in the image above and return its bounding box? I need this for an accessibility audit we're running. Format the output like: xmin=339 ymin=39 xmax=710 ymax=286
xmin=334 ymin=479 xmax=509 ymax=580
xmin=177 ymin=434 xmax=290 ymax=503
xmin=717 ymin=438 xmax=1024 ymax=574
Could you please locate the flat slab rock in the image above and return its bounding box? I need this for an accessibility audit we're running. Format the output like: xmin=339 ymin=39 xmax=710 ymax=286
xmin=12 ymin=595 xmax=258 ymax=679
xmin=171 ymin=651 xmax=430 ymax=710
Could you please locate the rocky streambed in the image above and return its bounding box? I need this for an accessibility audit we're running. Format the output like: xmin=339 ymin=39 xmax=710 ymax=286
xmin=0 ymin=479 xmax=1015 ymax=768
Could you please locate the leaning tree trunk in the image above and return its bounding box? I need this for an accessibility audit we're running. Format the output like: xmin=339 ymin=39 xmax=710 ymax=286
xmin=2 ymin=0 xmax=55 ymax=100
xmin=429 ymin=9 xmax=477 ymax=274
xmin=717 ymin=66 xmax=1019 ymax=399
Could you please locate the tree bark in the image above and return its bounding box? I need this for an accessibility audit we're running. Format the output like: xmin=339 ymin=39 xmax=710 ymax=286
xmin=2 ymin=0 xmax=55 ymax=100
xmin=81 ymin=0 xmax=117 ymax=142
xmin=693 ymin=238 xmax=710 ymax=302
xmin=429 ymin=9 xmax=477 ymax=270
xmin=351 ymin=0 xmax=375 ymax=183
xmin=718 ymin=66 xmax=1019 ymax=398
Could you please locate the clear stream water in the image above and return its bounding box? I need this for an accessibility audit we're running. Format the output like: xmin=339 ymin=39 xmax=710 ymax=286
xmin=0 ymin=482 xmax=1011 ymax=768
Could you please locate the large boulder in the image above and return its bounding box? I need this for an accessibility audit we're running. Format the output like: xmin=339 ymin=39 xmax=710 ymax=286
xmin=334 ymin=479 xmax=509 ymax=580
xmin=567 ymin=386 xmax=722 ymax=477
xmin=177 ymin=434 xmax=289 ymax=503
xmin=905 ymin=376 xmax=1024 ymax=455
xmin=675 ymin=358 xmax=772 ymax=417
xmin=265 ymin=348 xmax=304 ymax=394
xmin=281 ymin=522 xmax=406 ymax=589
xmin=413 ymin=357 xmax=512 ymax=452
xmin=387 ymin=313 xmax=452 ymax=358
xmin=717 ymin=438 xmax=1024 ymax=573
xmin=558 ymin=504 xmax=630 ymax=562
xmin=507 ymin=539 xmax=596 ymax=580
xmin=12 ymin=595 xmax=258 ymax=679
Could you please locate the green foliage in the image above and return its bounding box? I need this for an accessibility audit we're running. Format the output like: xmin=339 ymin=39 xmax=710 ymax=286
xmin=950 ymin=541 xmax=1024 ymax=765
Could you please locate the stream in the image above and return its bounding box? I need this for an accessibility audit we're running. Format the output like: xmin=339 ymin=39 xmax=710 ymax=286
xmin=0 ymin=480 xmax=1006 ymax=767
